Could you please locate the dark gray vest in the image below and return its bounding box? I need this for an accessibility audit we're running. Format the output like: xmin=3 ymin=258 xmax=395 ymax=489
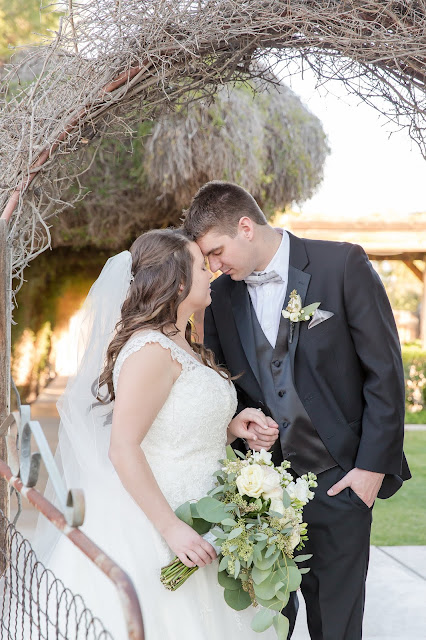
xmin=250 ymin=303 xmax=336 ymax=476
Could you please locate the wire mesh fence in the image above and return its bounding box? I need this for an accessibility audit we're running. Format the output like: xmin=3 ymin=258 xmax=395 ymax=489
xmin=0 ymin=508 xmax=114 ymax=640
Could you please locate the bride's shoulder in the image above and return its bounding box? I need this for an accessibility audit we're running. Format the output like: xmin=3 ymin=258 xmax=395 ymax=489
xmin=116 ymin=329 xmax=187 ymax=369
xmin=119 ymin=329 xmax=171 ymax=360
xmin=113 ymin=330 xmax=177 ymax=388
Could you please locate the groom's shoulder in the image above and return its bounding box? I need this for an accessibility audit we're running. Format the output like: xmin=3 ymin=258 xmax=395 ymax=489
xmin=301 ymin=235 xmax=363 ymax=263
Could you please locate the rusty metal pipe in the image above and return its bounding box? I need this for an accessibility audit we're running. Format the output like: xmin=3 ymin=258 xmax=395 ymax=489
xmin=0 ymin=458 xmax=145 ymax=640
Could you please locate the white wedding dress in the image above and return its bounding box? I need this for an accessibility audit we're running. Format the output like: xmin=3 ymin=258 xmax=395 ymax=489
xmin=42 ymin=330 xmax=277 ymax=640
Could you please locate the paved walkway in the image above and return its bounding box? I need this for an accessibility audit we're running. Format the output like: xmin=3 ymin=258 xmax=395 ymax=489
xmin=11 ymin=377 xmax=426 ymax=640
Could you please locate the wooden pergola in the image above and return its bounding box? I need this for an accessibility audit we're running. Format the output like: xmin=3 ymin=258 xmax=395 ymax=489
xmin=281 ymin=214 xmax=426 ymax=348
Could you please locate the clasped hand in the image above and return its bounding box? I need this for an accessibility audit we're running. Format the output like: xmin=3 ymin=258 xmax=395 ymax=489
xmin=227 ymin=408 xmax=279 ymax=451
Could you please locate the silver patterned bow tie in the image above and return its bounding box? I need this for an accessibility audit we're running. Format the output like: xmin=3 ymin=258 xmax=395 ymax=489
xmin=244 ymin=270 xmax=283 ymax=286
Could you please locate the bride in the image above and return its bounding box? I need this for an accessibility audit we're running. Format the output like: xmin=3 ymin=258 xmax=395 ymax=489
xmin=36 ymin=228 xmax=280 ymax=639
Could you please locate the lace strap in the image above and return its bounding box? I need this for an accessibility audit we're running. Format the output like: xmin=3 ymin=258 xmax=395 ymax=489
xmin=113 ymin=330 xmax=198 ymax=389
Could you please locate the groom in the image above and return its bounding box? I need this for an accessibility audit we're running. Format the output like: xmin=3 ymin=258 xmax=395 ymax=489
xmin=183 ymin=181 xmax=411 ymax=640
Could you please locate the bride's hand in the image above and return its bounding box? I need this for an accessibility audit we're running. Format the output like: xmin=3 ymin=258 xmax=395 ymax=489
xmin=162 ymin=519 xmax=217 ymax=568
xmin=228 ymin=408 xmax=279 ymax=451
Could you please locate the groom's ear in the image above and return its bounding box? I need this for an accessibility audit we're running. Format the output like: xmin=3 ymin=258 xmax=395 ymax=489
xmin=238 ymin=216 xmax=254 ymax=241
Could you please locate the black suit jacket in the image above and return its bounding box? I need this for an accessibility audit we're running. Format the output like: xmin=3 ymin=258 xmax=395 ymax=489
xmin=204 ymin=232 xmax=411 ymax=498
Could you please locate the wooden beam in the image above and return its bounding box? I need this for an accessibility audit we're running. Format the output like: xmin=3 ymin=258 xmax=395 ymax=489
xmin=0 ymin=219 xmax=11 ymax=528
xmin=403 ymin=260 xmax=424 ymax=282
xmin=421 ymin=256 xmax=426 ymax=351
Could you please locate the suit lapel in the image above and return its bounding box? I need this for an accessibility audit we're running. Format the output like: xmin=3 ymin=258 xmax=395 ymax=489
xmin=285 ymin=234 xmax=311 ymax=379
xmin=230 ymin=281 xmax=263 ymax=397
xmin=229 ymin=232 xmax=310 ymax=399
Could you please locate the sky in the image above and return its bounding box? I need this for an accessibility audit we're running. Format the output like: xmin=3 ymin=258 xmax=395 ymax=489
xmin=275 ymin=64 xmax=426 ymax=218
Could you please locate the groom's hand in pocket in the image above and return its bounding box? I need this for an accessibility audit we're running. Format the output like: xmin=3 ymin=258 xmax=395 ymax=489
xmin=327 ymin=467 xmax=385 ymax=508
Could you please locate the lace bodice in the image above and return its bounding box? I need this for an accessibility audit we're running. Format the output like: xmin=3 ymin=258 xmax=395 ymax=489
xmin=113 ymin=330 xmax=237 ymax=511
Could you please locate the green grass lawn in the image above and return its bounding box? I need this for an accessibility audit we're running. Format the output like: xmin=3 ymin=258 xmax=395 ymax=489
xmin=371 ymin=431 xmax=426 ymax=546
xmin=405 ymin=409 xmax=426 ymax=424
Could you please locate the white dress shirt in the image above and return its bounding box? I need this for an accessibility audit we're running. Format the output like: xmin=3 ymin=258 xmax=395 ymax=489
xmin=246 ymin=230 xmax=289 ymax=348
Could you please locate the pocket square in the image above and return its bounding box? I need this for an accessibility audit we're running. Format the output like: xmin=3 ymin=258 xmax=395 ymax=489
xmin=308 ymin=308 xmax=334 ymax=329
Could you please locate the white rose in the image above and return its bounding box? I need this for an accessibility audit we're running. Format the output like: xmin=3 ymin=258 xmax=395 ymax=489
xmin=279 ymin=506 xmax=298 ymax=526
xmin=236 ymin=464 xmax=265 ymax=498
xmin=286 ymin=478 xmax=311 ymax=505
xmin=282 ymin=310 xmax=290 ymax=319
xmin=289 ymin=311 xmax=299 ymax=322
xmin=261 ymin=467 xmax=283 ymax=500
xmin=288 ymin=528 xmax=301 ymax=551
xmin=270 ymin=497 xmax=285 ymax=515
xmin=252 ymin=449 xmax=273 ymax=465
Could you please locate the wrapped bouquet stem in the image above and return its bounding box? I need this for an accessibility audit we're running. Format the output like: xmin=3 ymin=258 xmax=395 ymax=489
xmin=161 ymin=447 xmax=317 ymax=638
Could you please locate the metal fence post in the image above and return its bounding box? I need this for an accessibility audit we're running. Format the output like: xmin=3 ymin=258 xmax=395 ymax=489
xmin=0 ymin=219 xmax=11 ymax=525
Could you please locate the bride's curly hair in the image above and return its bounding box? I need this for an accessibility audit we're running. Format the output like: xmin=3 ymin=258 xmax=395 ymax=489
xmin=98 ymin=228 xmax=231 ymax=402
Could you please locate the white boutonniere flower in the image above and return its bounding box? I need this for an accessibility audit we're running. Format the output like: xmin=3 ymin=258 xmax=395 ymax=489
xmin=282 ymin=289 xmax=321 ymax=343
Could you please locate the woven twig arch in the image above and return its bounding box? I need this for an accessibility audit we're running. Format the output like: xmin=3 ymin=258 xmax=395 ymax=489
xmin=1 ymin=0 xmax=426 ymax=291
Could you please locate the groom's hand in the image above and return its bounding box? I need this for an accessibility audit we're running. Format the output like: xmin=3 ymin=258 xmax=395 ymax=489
xmin=246 ymin=415 xmax=279 ymax=452
xmin=327 ymin=467 xmax=385 ymax=508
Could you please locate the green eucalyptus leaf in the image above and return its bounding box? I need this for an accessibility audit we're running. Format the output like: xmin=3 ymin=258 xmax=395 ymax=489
xmin=252 ymin=565 xmax=271 ymax=585
xmin=282 ymin=490 xmax=291 ymax=508
xmin=256 ymin=539 xmax=268 ymax=551
xmin=228 ymin=527 xmax=244 ymax=540
xmin=191 ymin=518 xmax=212 ymax=535
xmin=294 ymin=554 xmax=313 ymax=563
xmin=218 ymin=570 xmax=241 ymax=590
xmin=250 ymin=608 xmax=275 ymax=632
xmin=279 ymin=556 xmax=296 ymax=569
xmin=226 ymin=446 xmax=238 ymax=460
xmin=234 ymin=558 xmax=241 ymax=579
xmin=265 ymin=544 xmax=277 ymax=557
xmin=287 ymin=566 xmax=302 ymax=592
xmin=253 ymin=549 xmax=281 ymax=570
xmin=275 ymin=589 xmax=290 ymax=605
xmin=224 ymin=588 xmax=251 ymax=611
xmin=273 ymin=613 xmax=290 ymax=639
xmin=218 ymin=555 xmax=229 ymax=572
xmin=254 ymin=533 xmax=268 ymax=541
xmin=208 ymin=485 xmax=224 ymax=497
xmin=301 ymin=302 xmax=321 ymax=316
xmin=211 ymin=527 xmax=227 ymax=539
xmin=175 ymin=501 xmax=193 ymax=526
xmin=299 ymin=567 xmax=311 ymax=574
xmin=235 ymin=449 xmax=247 ymax=459
xmin=254 ymin=572 xmax=280 ymax=600
xmin=196 ymin=497 xmax=229 ymax=523
xmin=255 ymin=595 xmax=284 ymax=612
xmin=222 ymin=518 xmax=237 ymax=527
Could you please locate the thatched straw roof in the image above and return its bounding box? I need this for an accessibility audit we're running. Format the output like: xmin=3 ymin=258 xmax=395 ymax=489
xmin=52 ymin=80 xmax=329 ymax=249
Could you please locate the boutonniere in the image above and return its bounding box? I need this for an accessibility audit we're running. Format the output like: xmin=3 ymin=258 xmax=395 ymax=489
xmin=282 ymin=290 xmax=321 ymax=343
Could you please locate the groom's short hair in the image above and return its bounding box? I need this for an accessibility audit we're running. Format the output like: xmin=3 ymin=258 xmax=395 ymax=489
xmin=183 ymin=181 xmax=267 ymax=239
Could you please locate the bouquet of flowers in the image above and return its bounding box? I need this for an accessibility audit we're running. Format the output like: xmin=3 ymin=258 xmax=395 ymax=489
xmin=161 ymin=447 xmax=317 ymax=638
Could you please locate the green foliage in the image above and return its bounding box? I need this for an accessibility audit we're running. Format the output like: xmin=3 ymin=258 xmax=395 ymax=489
xmin=50 ymin=80 xmax=329 ymax=249
xmin=402 ymin=343 xmax=426 ymax=417
xmin=0 ymin=0 xmax=60 ymax=61
xmin=11 ymin=247 xmax=112 ymax=401
xmin=374 ymin=261 xmax=421 ymax=312
xmin=371 ymin=431 xmax=426 ymax=545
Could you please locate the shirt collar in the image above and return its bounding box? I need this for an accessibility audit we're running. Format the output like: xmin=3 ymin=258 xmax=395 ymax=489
xmin=254 ymin=229 xmax=289 ymax=281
